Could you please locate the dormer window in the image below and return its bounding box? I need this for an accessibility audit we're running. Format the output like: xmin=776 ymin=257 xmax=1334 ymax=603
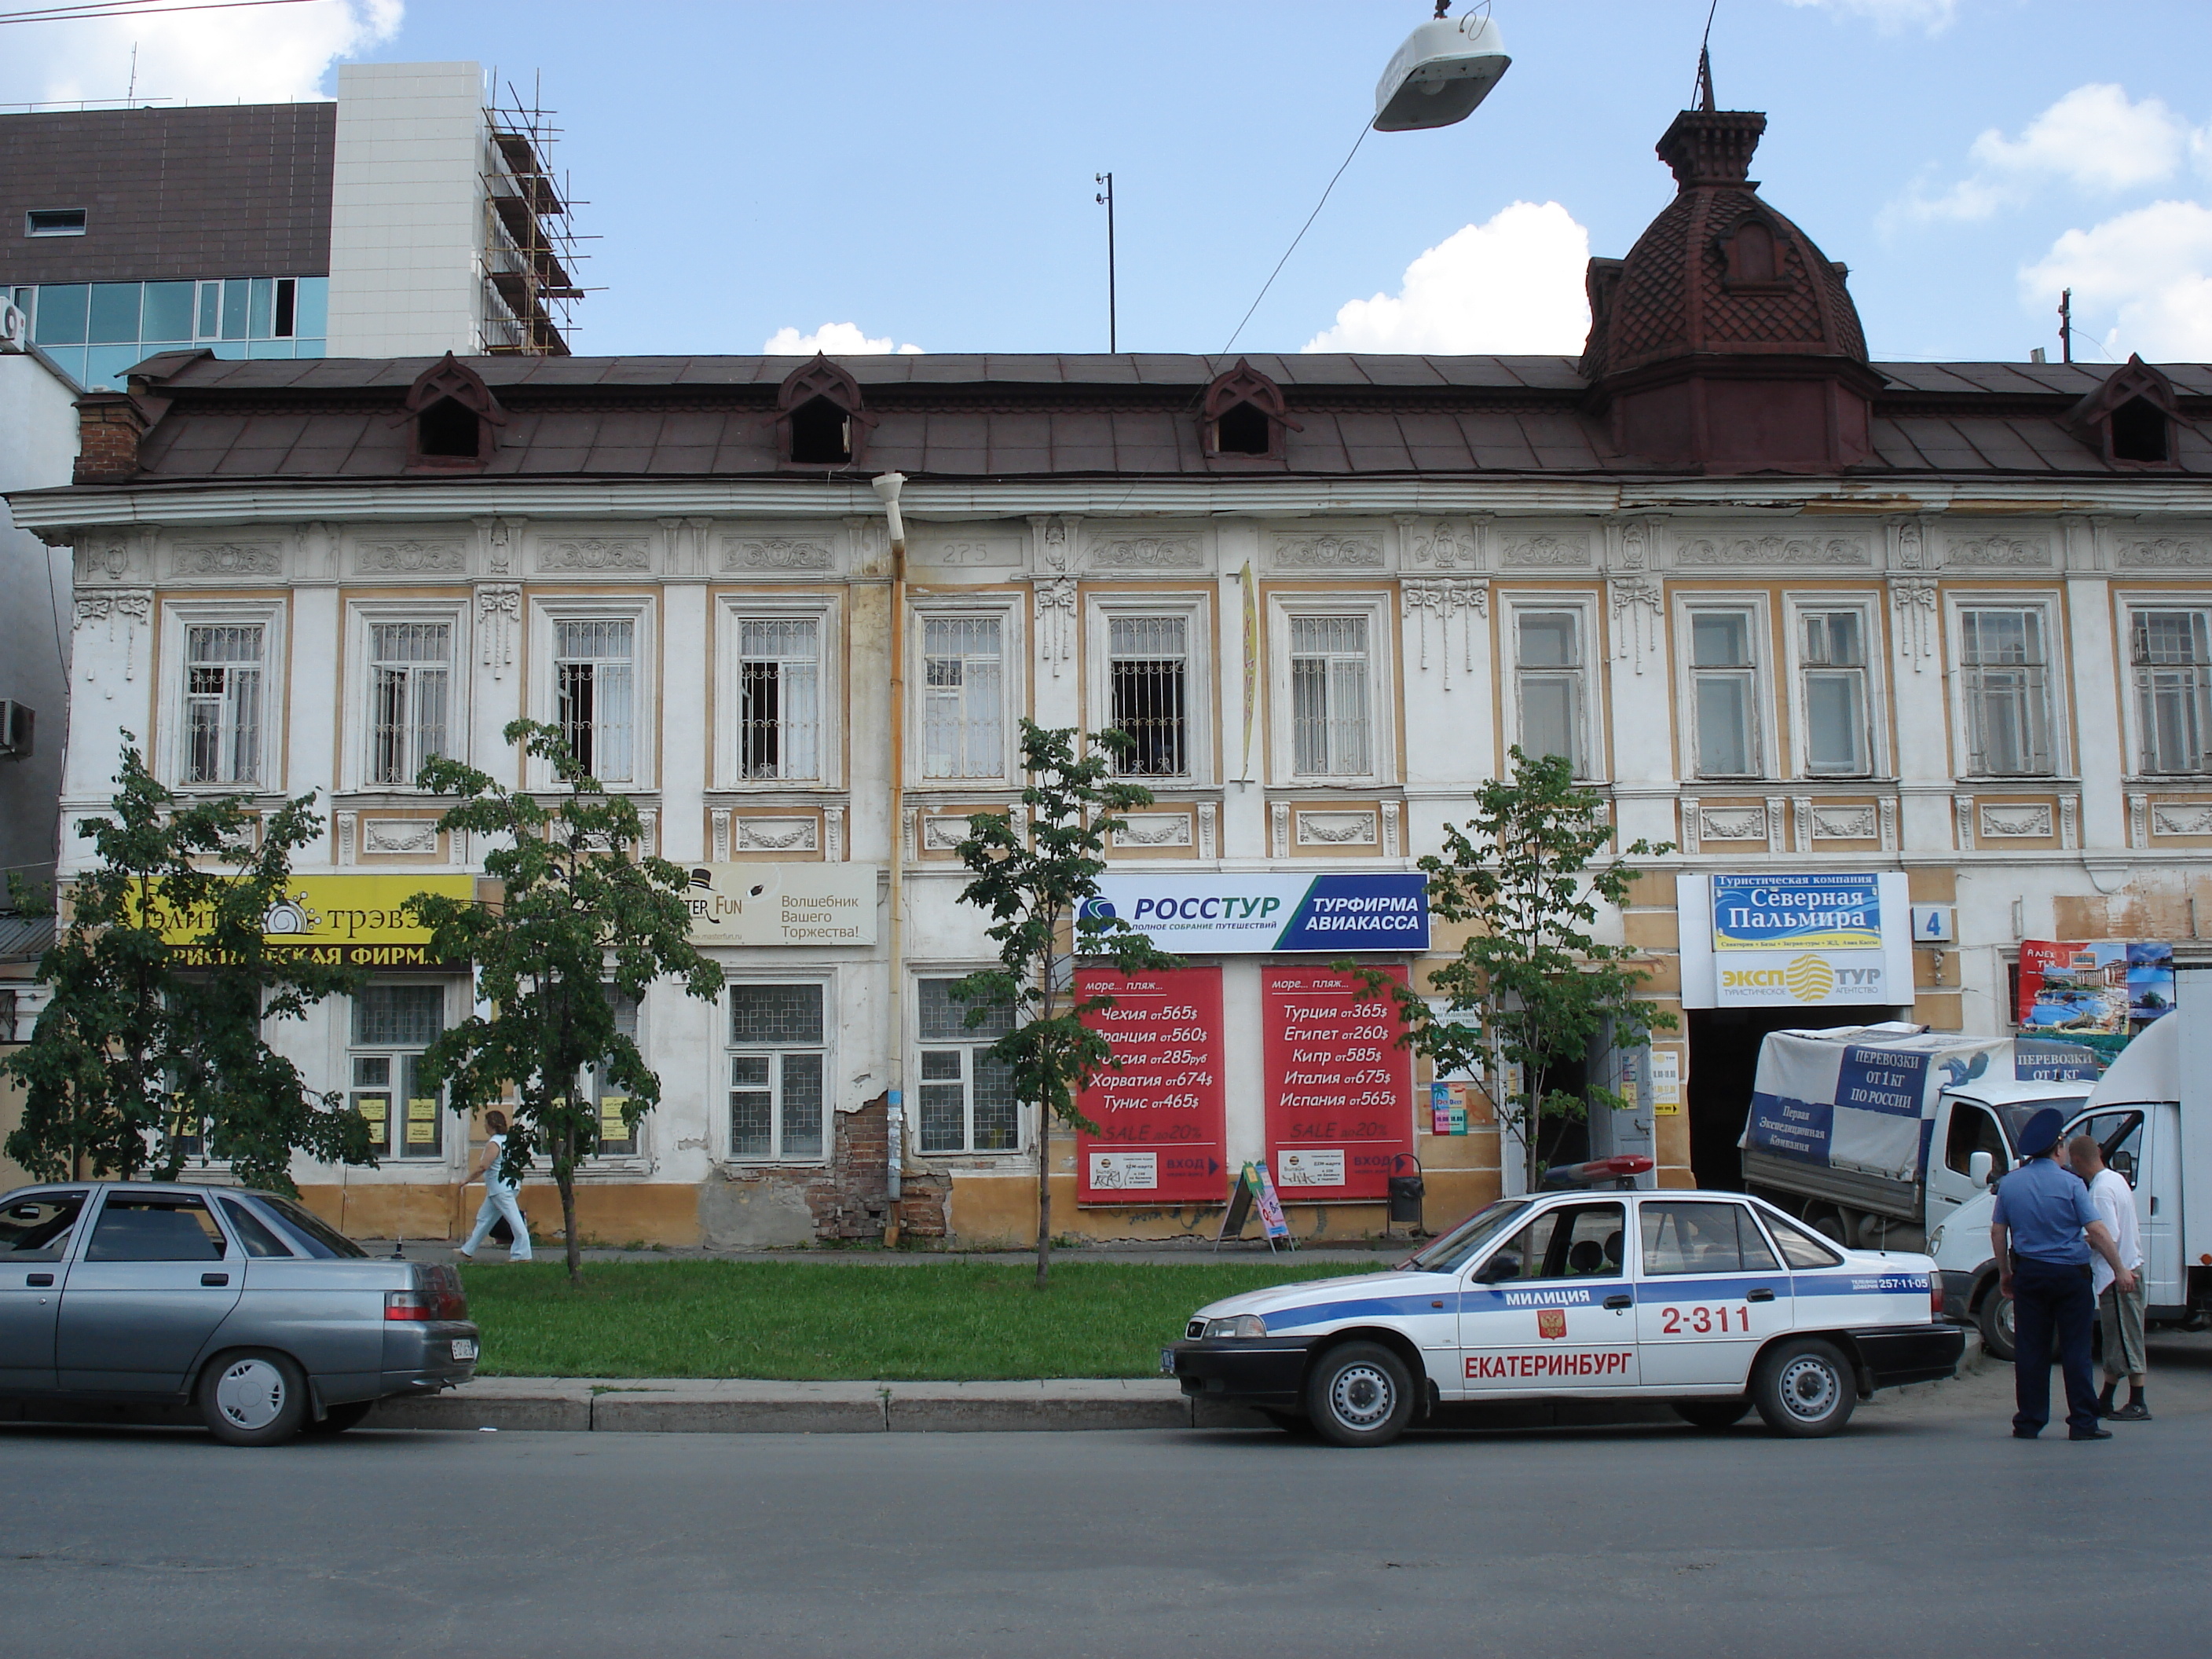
xmin=776 ymin=354 xmax=873 ymax=469
xmin=1719 ymin=217 xmax=1787 ymax=289
xmin=398 ymin=353 xmax=504 ymax=472
xmin=2066 ymin=354 xmax=2185 ymax=471
xmin=1200 ymin=357 xmax=1298 ymax=463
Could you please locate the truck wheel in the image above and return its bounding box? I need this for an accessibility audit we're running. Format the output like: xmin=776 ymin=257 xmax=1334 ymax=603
xmin=1750 ymin=1339 xmax=1856 ymax=1437
xmin=1674 ymin=1398 xmax=1752 ymax=1430
xmin=1811 ymin=1209 xmax=1850 ymax=1247
xmin=1976 ymin=1287 xmax=2016 ymax=1363
xmin=1303 ymin=1342 xmax=1415 ymax=1448
xmin=302 ymin=1401 xmax=374 ymax=1437
xmin=198 ymin=1350 xmax=310 ymax=1447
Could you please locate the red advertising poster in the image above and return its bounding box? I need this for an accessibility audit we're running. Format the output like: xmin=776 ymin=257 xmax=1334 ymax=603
xmin=1075 ymin=966 xmax=1227 ymax=1206
xmin=1263 ymin=965 xmax=1415 ymax=1202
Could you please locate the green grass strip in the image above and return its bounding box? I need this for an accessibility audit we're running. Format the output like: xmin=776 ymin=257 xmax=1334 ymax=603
xmin=459 ymin=1258 xmax=1376 ymax=1380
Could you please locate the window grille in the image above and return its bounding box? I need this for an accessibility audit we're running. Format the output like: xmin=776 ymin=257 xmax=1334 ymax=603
xmin=1961 ymin=609 xmax=2051 ymax=776
xmin=554 ymin=619 xmax=635 ymax=782
xmin=727 ymin=984 xmax=826 ymax=1160
xmin=736 ymin=617 xmax=820 ymax=780
xmin=183 ymin=624 xmax=265 ymax=786
xmin=1514 ymin=611 xmax=1584 ymax=774
xmin=2132 ymin=609 xmax=2212 ymax=774
xmin=368 ymin=621 xmax=452 ymax=786
xmin=1690 ymin=611 xmax=1758 ymax=778
xmin=1289 ymin=615 xmax=1371 ymax=776
xmin=921 ymin=616 xmax=1004 ymax=778
xmin=1800 ymin=610 xmax=1870 ymax=775
xmin=349 ymin=983 xmax=447 ymax=1159
xmin=916 ymin=978 xmax=1019 ymax=1153
xmin=1108 ymin=615 xmax=1188 ymax=776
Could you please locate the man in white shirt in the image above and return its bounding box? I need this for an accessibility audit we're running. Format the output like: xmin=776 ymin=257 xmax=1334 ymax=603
xmin=2070 ymin=1133 xmax=2148 ymax=1421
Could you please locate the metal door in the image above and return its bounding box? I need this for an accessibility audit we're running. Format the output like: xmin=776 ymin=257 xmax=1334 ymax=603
xmin=56 ymin=1191 xmax=241 ymax=1393
xmin=0 ymin=1190 xmax=89 ymax=1393
xmin=1456 ymin=1199 xmax=1639 ymax=1395
xmin=2141 ymin=1104 xmax=2185 ymax=1308
xmin=1632 ymin=1197 xmax=1793 ymax=1389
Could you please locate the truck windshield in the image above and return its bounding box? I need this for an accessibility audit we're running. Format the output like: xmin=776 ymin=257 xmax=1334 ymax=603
xmin=1990 ymin=1097 xmax=2089 ymax=1150
xmin=1401 ymin=1199 xmax=1530 ymax=1274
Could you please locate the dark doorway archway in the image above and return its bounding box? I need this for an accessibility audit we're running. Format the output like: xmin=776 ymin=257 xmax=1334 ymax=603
xmin=1686 ymin=1005 xmax=1899 ymax=1188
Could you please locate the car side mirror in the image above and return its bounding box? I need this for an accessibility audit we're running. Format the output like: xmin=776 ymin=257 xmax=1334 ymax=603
xmin=1968 ymin=1151 xmax=1994 ymax=1187
xmin=1474 ymin=1258 xmax=1519 ymax=1284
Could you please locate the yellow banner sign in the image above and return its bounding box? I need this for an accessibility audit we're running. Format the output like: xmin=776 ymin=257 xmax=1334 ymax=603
xmin=148 ymin=874 xmax=476 ymax=969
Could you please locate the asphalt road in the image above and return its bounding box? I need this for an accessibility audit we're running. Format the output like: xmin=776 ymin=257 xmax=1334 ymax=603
xmin=4 ymin=1335 xmax=2207 ymax=1659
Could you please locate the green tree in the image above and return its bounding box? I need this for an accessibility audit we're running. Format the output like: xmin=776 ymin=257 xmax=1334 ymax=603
xmin=1359 ymin=746 xmax=1674 ymax=1190
xmin=950 ymin=720 xmax=1181 ymax=1287
xmin=2 ymin=736 xmax=369 ymax=1193
xmin=408 ymin=719 xmax=723 ymax=1284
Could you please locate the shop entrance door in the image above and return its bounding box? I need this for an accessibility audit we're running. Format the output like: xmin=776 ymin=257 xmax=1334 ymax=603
xmin=1686 ymin=1005 xmax=1895 ymax=1188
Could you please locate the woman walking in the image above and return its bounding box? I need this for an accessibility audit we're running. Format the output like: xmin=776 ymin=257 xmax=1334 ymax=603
xmin=458 ymin=1110 xmax=533 ymax=1262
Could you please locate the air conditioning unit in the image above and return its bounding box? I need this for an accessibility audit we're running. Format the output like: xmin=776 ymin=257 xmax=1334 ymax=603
xmin=0 ymin=701 xmax=33 ymax=760
xmin=0 ymin=302 xmax=26 ymax=353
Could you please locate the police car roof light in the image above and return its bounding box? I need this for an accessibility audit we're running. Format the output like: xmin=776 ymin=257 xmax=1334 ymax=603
xmin=1538 ymin=1155 xmax=1654 ymax=1191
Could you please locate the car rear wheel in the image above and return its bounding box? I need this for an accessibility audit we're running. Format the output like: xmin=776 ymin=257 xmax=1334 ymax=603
xmin=1674 ymin=1398 xmax=1752 ymax=1430
xmin=303 ymin=1401 xmax=375 ymax=1437
xmin=1976 ymin=1285 xmax=2016 ymax=1363
xmin=1751 ymin=1338 xmax=1856 ymax=1437
xmin=198 ymin=1350 xmax=310 ymax=1446
xmin=1304 ymin=1342 xmax=1415 ymax=1448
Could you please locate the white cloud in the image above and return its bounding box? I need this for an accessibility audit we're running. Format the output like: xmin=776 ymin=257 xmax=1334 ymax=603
xmin=2020 ymin=200 xmax=2212 ymax=360
xmin=1784 ymin=0 xmax=1958 ymax=36
xmin=1302 ymin=201 xmax=1591 ymax=355
xmin=1890 ymin=84 xmax=2196 ymax=225
xmin=762 ymin=322 xmax=923 ymax=356
xmin=0 ymin=0 xmax=401 ymax=107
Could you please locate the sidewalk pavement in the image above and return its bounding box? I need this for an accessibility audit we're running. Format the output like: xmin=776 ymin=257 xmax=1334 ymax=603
xmin=364 ymin=1331 xmax=1991 ymax=1435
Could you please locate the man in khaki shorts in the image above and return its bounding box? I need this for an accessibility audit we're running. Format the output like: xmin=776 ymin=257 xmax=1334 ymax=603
xmin=2070 ymin=1133 xmax=2149 ymax=1421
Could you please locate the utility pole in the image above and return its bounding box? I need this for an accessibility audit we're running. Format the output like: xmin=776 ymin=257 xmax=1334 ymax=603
xmin=2059 ymin=287 xmax=2073 ymax=364
xmin=1095 ymin=171 xmax=1116 ymax=353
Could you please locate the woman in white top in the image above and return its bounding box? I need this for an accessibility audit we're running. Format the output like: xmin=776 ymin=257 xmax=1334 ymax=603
xmin=459 ymin=1109 xmax=534 ymax=1263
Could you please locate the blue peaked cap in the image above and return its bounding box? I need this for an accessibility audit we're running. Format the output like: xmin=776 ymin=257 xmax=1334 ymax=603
xmin=2016 ymin=1107 xmax=2065 ymax=1159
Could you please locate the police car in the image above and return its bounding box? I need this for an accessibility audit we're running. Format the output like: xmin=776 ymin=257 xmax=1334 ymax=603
xmin=1166 ymin=1170 xmax=1963 ymax=1447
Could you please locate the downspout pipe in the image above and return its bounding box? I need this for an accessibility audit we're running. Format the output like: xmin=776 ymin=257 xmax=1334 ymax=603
xmin=873 ymin=472 xmax=908 ymax=1238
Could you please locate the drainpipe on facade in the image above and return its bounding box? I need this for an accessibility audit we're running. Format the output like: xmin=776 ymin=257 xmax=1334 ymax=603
xmin=872 ymin=472 xmax=909 ymax=1244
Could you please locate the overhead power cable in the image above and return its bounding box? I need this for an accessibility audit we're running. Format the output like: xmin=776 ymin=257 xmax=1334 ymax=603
xmin=1220 ymin=113 xmax=1372 ymax=356
xmin=0 ymin=0 xmax=317 ymax=26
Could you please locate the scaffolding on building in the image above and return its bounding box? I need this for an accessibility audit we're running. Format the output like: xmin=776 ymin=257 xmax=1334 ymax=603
xmin=480 ymin=74 xmax=589 ymax=356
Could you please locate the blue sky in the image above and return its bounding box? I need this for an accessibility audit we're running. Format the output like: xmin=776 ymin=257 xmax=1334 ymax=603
xmin=10 ymin=1 xmax=2212 ymax=364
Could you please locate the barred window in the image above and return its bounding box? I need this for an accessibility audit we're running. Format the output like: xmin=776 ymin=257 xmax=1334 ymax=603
xmin=727 ymin=983 xmax=826 ymax=1160
xmin=1108 ymin=615 xmax=1188 ymax=776
xmin=1690 ymin=610 xmax=1758 ymax=778
xmin=921 ymin=615 xmax=1003 ymax=779
xmin=555 ymin=619 xmax=635 ymax=783
xmin=1800 ymin=609 xmax=1870 ymax=776
xmin=916 ymin=978 xmax=1019 ymax=1154
xmin=368 ymin=621 xmax=452 ymax=786
xmin=1961 ymin=609 xmax=2051 ymax=777
xmin=737 ymin=617 xmax=820 ymax=781
xmin=1289 ymin=615 xmax=1371 ymax=776
xmin=1514 ymin=610 xmax=1584 ymax=775
xmin=349 ymin=983 xmax=447 ymax=1159
xmin=2132 ymin=608 xmax=2212 ymax=775
xmin=184 ymin=624 xmax=264 ymax=786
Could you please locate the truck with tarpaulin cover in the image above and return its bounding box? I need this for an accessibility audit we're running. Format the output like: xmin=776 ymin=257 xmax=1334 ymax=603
xmin=1739 ymin=1024 xmax=2100 ymax=1253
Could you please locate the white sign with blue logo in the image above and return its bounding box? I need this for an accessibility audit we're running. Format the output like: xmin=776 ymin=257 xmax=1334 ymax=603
xmin=1084 ymin=873 xmax=1429 ymax=954
xmin=1678 ymin=872 xmax=1912 ymax=1010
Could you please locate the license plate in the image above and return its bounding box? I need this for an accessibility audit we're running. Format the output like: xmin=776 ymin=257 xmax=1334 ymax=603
xmin=1159 ymin=1347 xmax=1177 ymax=1376
xmin=451 ymin=1338 xmax=478 ymax=1361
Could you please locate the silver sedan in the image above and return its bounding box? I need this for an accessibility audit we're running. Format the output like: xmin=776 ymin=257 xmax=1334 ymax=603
xmin=0 ymin=1181 xmax=478 ymax=1445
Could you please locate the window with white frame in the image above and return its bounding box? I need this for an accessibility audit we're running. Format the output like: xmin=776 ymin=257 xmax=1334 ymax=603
xmin=2130 ymin=607 xmax=2212 ymax=775
xmin=1960 ymin=606 xmax=2053 ymax=776
xmin=727 ymin=983 xmax=826 ymax=1161
xmin=1514 ymin=608 xmax=1587 ymax=774
xmin=736 ymin=617 xmax=821 ymax=780
xmin=554 ymin=618 xmax=636 ymax=783
xmin=1798 ymin=606 xmax=1873 ymax=776
xmin=368 ymin=621 xmax=452 ymax=786
xmin=183 ymin=624 xmax=266 ymax=786
xmin=1289 ymin=614 xmax=1372 ymax=777
xmin=921 ymin=615 xmax=1004 ymax=780
xmin=1688 ymin=609 xmax=1760 ymax=778
xmin=1108 ymin=614 xmax=1190 ymax=776
xmin=916 ymin=977 xmax=1019 ymax=1154
xmin=349 ymin=983 xmax=448 ymax=1159
xmin=587 ymin=990 xmax=643 ymax=1156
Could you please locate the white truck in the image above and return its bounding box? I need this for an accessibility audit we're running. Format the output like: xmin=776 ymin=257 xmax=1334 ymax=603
xmin=1928 ymin=992 xmax=2212 ymax=1359
xmin=1739 ymin=1024 xmax=2100 ymax=1257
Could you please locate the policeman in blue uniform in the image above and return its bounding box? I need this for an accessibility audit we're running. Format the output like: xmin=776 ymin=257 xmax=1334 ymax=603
xmin=1990 ymin=1106 xmax=2137 ymax=1441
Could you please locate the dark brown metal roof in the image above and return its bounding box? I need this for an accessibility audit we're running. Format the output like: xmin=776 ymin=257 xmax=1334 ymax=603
xmin=92 ymin=350 xmax=2212 ymax=484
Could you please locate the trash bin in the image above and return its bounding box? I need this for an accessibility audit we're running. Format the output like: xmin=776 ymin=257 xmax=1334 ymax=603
xmin=1387 ymin=1155 xmax=1424 ymax=1229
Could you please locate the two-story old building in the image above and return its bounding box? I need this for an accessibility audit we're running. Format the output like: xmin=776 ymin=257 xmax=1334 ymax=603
xmin=10 ymin=101 xmax=2211 ymax=1247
